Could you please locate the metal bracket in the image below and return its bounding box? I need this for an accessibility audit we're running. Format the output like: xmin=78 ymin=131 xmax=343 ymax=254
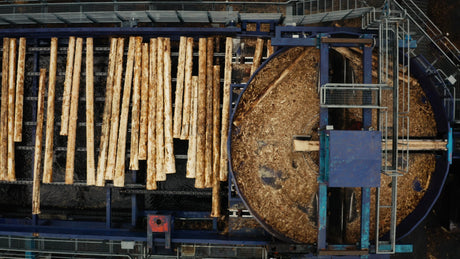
xmin=147 ymin=215 xmax=171 ymax=249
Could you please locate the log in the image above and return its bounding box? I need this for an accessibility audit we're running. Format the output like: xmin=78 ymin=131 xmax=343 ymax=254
xmin=250 ymin=38 xmax=263 ymax=75
xmin=164 ymin=38 xmax=176 ymax=175
xmin=106 ymin=38 xmax=125 ymax=180
xmin=173 ymin=36 xmax=187 ymax=139
xmin=211 ymin=65 xmax=221 ymax=217
xmin=205 ymin=37 xmax=214 ymax=188
xmin=195 ymin=38 xmax=207 ymax=189
xmin=292 ymin=139 xmax=448 ymax=152
xmin=32 ymin=68 xmax=46 ymax=215
xmin=14 ymin=37 xmax=26 ymax=142
xmin=219 ymin=37 xmax=232 ymax=182
xmin=1 ymin=38 xmax=9 ymax=181
xmin=267 ymin=39 xmax=274 ymax=57
xmin=147 ymin=38 xmax=158 ymax=190
xmin=43 ymin=37 xmax=58 ymax=183
xmin=86 ymin=38 xmax=96 ymax=186
xmin=114 ymin=36 xmax=137 ymax=187
xmin=232 ymin=49 xmax=310 ymax=128
xmin=60 ymin=36 xmax=76 ymax=136
xmin=129 ymin=37 xmax=142 ymax=171
xmin=96 ymin=38 xmax=117 ymax=186
xmin=156 ymin=37 xmax=166 ymax=181
xmin=138 ymin=43 xmax=149 ymax=160
xmin=180 ymin=37 xmax=194 ymax=140
xmin=65 ymin=37 xmax=83 ymax=185
xmin=7 ymin=38 xmax=17 ymax=181
xmin=186 ymin=76 xmax=199 ymax=179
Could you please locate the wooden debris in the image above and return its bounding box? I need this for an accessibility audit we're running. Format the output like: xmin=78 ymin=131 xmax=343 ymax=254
xmin=65 ymin=37 xmax=83 ymax=185
xmin=219 ymin=37 xmax=232 ymax=182
xmin=164 ymin=38 xmax=176 ymax=175
xmin=43 ymin=37 xmax=58 ymax=183
xmin=195 ymin=38 xmax=207 ymax=188
xmin=147 ymin=38 xmax=158 ymax=190
xmin=106 ymin=38 xmax=125 ymax=180
xmin=60 ymin=36 xmax=75 ymax=136
xmin=211 ymin=65 xmax=221 ymax=217
xmin=7 ymin=38 xmax=17 ymax=181
xmin=173 ymin=36 xmax=187 ymax=139
xmin=32 ymin=68 xmax=46 ymax=215
xmin=129 ymin=37 xmax=142 ymax=171
xmin=139 ymin=43 xmax=149 ymax=160
xmin=267 ymin=39 xmax=274 ymax=57
xmin=86 ymin=38 xmax=96 ymax=186
xmin=186 ymin=76 xmax=199 ymax=178
xmin=205 ymin=37 xmax=214 ymax=188
xmin=232 ymin=49 xmax=310 ymax=128
xmin=96 ymin=38 xmax=117 ymax=186
xmin=156 ymin=37 xmax=166 ymax=181
xmin=14 ymin=37 xmax=26 ymax=142
xmin=180 ymin=37 xmax=194 ymax=140
xmin=250 ymin=38 xmax=263 ymax=75
xmin=1 ymin=38 xmax=9 ymax=181
xmin=114 ymin=36 xmax=136 ymax=187
xmin=292 ymin=139 xmax=448 ymax=152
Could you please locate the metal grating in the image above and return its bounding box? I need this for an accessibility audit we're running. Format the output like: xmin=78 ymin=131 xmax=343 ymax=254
xmin=320 ymin=83 xmax=384 ymax=109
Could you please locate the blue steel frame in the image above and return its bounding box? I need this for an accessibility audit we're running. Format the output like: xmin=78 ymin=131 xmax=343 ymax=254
xmin=316 ymin=32 xmax=377 ymax=253
xmin=0 ymin=25 xmax=272 ymax=249
xmin=0 ymin=24 xmax=448 ymax=257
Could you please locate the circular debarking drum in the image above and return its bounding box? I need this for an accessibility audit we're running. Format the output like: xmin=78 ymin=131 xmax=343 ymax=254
xmin=231 ymin=46 xmax=438 ymax=243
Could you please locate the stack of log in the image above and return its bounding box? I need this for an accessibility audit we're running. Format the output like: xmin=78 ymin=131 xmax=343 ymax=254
xmin=0 ymin=36 xmax=238 ymax=217
xmin=1 ymin=37 xmax=26 ymax=182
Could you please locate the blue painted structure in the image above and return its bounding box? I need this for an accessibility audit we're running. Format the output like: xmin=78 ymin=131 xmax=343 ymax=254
xmin=0 ymin=23 xmax=452 ymax=257
xmin=327 ymin=130 xmax=381 ymax=188
xmin=228 ymin=25 xmax=451 ymax=256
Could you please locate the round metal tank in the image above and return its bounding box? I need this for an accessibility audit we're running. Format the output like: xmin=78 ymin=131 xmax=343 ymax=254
xmin=229 ymin=46 xmax=450 ymax=243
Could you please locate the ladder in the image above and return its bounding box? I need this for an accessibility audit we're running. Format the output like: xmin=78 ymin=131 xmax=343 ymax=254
xmin=368 ymin=0 xmax=411 ymax=254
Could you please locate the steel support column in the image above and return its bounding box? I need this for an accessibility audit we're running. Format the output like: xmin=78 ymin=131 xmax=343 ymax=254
xmin=318 ymin=41 xmax=330 ymax=252
xmin=106 ymin=187 xmax=112 ymax=229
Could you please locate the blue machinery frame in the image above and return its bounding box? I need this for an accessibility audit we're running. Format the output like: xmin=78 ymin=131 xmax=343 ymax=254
xmin=0 ymin=24 xmax=453 ymax=258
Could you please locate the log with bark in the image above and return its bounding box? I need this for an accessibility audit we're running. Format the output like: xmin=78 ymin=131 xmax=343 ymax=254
xmin=195 ymin=38 xmax=207 ymax=188
xmin=186 ymin=76 xmax=199 ymax=179
xmin=147 ymin=38 xmax=158 ymax=190
xmin=96 ymin=38 xmax=117 ymax=186
xmin=14 ymin=37 xmax=26 ymax=142
xmin=60 ymin=36 xmax=75 ymax=136
xmin=180 ymin=37 xmax=194 ymax=140
xmin=211 ymin=65 xmax=221 ymax=217
xmin=219 ymin=37 xmax=232 ymax=182
xmin=32 ymin=68 xmax=47 ymax=215
xmin=114 ymin=36 xmax=137 ymax=187
xmin=86 ymin=37 xmax=96 ymax=185
xmin=0 ymin=38 xmax=9 ymax=181
xmin=164 ymin=38 xmax=176 ymax=175
xmin=129 ymin=37 xmax=142 ymax=171
xmin=139 ymin=43 xmax=149 ymax=160
xmin=156 ymin=37 xmax=166 ymax=181
xmin=65 ymin=37 xmax=83 ymax=185
xmin=106 ymin=38 xmax=125 ymax=180
xmin=250 ymin=38 xmax=263 ymax=75
xmin=43 ymin=37 xmax=58 ymax=183
xmin=205 ymin=37 xmax=214 ymax=188
xmin=7 ymin=38 xmax=17 ymax=181
xmin=173 ymin=36 xmax=187 ymax=139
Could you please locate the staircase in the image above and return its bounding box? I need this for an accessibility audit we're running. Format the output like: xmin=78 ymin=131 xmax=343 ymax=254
xmin=363 ymin=0 xmax=459 ymax=121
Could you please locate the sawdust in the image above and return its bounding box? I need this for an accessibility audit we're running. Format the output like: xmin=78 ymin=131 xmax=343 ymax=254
xmin=231 ymin=47 xmax=320 ymax=243
xmin=231 ymin=44 xmax=440 ymax=244
xmin=345 ymin=153 xmax=436 ymax=243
